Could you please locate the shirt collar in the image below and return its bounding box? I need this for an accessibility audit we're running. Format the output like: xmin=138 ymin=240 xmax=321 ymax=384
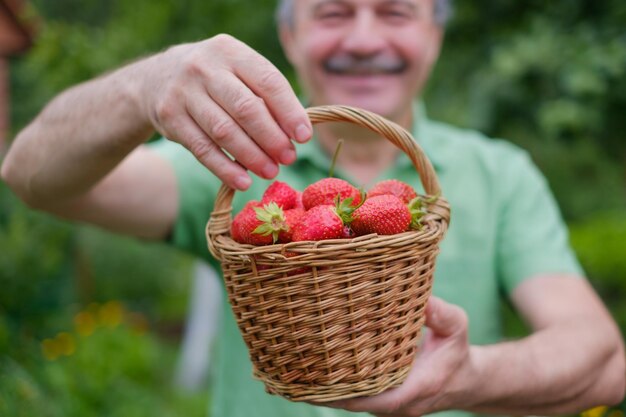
xmin=296 ymin=100 xmax=444 ymax=174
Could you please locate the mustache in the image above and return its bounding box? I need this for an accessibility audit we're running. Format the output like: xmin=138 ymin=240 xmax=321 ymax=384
xmin=323 ymin=53 xmax=408 ymax=75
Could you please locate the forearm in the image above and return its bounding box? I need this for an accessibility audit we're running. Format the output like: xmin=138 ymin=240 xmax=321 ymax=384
xmin=458 ymin=317 xmax=625 ymax=415
xmin=3 ymin=35 xmax=311 ymax=207
xmin=1 ymin=57 xmax=155 ymax=206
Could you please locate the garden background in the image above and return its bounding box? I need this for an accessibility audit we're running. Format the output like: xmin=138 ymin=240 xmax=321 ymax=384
xmin=1 ymin=0 xmax=625 ymax=416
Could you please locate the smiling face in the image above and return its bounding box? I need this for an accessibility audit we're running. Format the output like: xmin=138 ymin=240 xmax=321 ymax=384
xmin=280 ymin=0 xmax=443 ymax=122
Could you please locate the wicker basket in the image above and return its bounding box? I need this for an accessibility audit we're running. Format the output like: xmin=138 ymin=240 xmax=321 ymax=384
xmin=206 ymin=105 xmax=450 ymax=402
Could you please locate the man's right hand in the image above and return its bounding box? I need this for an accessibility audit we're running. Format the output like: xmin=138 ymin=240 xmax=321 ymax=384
xmin=139 ymin=34 xmax=312 ymax=190
xmin=2 ymin=34 xmax=310 ymax=239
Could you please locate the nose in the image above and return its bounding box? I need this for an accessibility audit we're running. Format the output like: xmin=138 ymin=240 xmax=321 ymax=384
xmin=342 ymin=9 xmax=387 ymax=57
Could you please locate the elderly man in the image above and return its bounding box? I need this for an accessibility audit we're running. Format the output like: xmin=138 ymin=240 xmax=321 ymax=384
xmin=2 ymin=0 xmax=624 ymax=416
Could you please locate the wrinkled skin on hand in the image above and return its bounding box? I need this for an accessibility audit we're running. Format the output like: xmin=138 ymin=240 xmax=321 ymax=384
xmin=318 ymin=296 xmax=475 ymax=417
xmin=139 ymin=34 xmax=312 ymax=190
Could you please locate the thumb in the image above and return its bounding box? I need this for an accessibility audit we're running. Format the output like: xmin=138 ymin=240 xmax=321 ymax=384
xmin=425 ymin=296 xmax=468 ymax=338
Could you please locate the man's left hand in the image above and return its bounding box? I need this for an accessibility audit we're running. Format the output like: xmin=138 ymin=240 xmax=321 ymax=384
xmin=323 ymin=296 xmax=476 ymax=416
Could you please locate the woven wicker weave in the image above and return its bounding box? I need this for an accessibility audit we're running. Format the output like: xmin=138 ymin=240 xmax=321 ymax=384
xmin=206 ymin=105 xmax=450 ymax=402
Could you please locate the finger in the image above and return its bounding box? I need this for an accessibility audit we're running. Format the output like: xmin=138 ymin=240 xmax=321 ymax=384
xmin=169 ymin=113 xmax=252 ymax=191
xmin=233 ymin=49 xmax=312 ymax=143
xmin=186 ymin=90 xmax=279 ymax=180
xmin=206 ymin=72 xmax=298 ymax=165
xmin=425 ymin=296 xmax=468 ymax=338
xmin=325 ymin=380 xmax=414 ymax=414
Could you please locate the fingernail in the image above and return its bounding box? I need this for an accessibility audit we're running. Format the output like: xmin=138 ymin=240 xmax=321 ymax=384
xmin=262 ymin=163 xmax=279 ymax=179
xmin=280 ymin=148 xmax=296 ymax=165
xmin=294 ymin=124 xmax=312 ymax=143
xmin=235 ymin=175 xmax=252 ymax=190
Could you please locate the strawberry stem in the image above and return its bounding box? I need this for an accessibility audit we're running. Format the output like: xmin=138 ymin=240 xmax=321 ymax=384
xmin=328 ymin=139 xmax=344 ymax=178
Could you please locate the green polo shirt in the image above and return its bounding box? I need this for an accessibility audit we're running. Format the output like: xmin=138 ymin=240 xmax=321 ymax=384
xmin=150 ymin=104 xmax=583 ymax=417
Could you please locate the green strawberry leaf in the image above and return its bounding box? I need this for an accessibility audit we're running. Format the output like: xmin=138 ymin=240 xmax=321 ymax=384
xmin=408 ymin=193 xmax=441 ymax=230
xmin=334 ymin=190 xmax=365 ymax=225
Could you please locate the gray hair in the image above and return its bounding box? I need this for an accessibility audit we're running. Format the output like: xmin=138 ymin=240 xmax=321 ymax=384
xmin=276 ymin=0 xmax=453 ymax=29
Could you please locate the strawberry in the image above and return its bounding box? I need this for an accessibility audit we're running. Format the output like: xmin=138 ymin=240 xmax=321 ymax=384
xmin=292 ymin=205 xmax=345 ymax=241
xmin=302 ymin=178 xmax=362 ymax=210
xmin=367 ymin=179 xmax=417 ymax=204
xmin=231 ymin=201 xmax=262 ymax=243
xmin=250 ymin=202 xmax=293 ymax=245
xmin=351 ymin=195 xmax=411 ymax=236
xmin=231 ymin=202 xmax=289 ymax=245
xmin=277 ymin=208 xmax=306 ymax=243
xmin=232 ymin=201 xmax=306 ymax=245
xmin=261 ymin=181 xmax=298 ymax=209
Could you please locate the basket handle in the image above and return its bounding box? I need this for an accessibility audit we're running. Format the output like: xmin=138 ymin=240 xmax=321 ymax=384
xmin=207 ymin=105 xmax=443 ymax=257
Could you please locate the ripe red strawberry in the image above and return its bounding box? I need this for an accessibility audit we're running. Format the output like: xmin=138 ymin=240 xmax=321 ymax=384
xmin=292 ymin=205 xmax=345 ymax=241
xmin=231 ymin=202 xmax=289 ymax=245
xmin=302 ymin=178 xmax=362 ymax=210
xmin=277 ymin=208 xmax=306 ymax=243
xmin=231 ymin=201 xmax=262 ymax=243
xmin=261 ymin=181 xmax=298 ymax=209
xmin=367 ymin=179 xmax=417 ymax=204
xmin=351 ymin=195 xmax=411 ymax=236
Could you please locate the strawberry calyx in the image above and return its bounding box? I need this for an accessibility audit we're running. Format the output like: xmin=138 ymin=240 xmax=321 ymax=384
xmin=333 ymin=188 xmax=366 ymax=225
xmin=408 ymin=193 xmax=440 ymax=230
xmin=252 ymin=202 xmax=288 ymax=244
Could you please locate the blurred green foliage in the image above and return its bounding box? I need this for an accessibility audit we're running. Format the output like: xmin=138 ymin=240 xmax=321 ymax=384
xmin=0 ymin=183 xmax=73 ymax=342
xmin=2 ymin=0 xmax=625 ymax=415
xmin=0 ymin=319 xmax=207 ymax=417
xmin=0 ymin=180 xmax=199 ymax=414
xmin=570 ymin=213 xmax=626 ymax=329
xmin=427 ymin=1 xmax=626 ymax=220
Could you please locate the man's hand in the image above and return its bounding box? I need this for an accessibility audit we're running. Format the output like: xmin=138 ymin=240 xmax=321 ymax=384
xmin=139 ymin=34 xmax=312 ymax=190
xmin=2 ymin=33 xmax=310 ymax=237
xmin=325 ymin=296 xmax=475 ymax=416
xmin=322 ymin=277 xmax=625 ymax=416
